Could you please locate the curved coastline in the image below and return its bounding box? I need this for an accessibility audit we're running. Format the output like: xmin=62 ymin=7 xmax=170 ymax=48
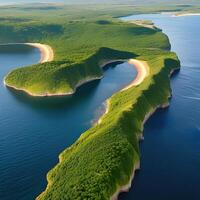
xmin=3 ymin=42 xmax=54 ymax=94
xmin=97 ymin=59 xmax=149 ymax=125
xmin=4 ymin=56 xmax=149 ymax=97
xmin=0 ymin=42 xmax=54 ymax=63
xmin=172 ymin=13 xmax=200 ymax=17
xmin=25 ymin=43 xmax=54 ymax=63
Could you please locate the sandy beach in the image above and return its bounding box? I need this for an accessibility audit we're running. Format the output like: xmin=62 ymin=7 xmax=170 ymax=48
xmin=121 ymin=59 xmax=149 ymax=91
xmin=100 ymin=58 xmax=149 ymax=90
xmin=3 ymin=43 xmax=54 ymax=95
xmin=101 ymin=59 xmax=149 ymax=89
xmin=173 ymin=13 xmax=200 ymax=17
xmin=97 ymin=59 xmax=149 ymax=125
xmin=25 ymin=43 xmax=54 ymax=63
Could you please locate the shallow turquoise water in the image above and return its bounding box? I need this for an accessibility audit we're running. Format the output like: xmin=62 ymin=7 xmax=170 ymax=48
xmin=120 ymin=14 xmax=200 ymax=200
xmin=0 ymin=44 xmax=137 ymax=200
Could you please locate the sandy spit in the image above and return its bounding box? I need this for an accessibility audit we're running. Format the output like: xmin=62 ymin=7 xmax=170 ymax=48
xmin=168 ymin=12 xmax=200 ymax=17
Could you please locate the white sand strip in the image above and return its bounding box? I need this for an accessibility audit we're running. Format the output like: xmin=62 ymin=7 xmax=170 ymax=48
xmin=25 ymin=43 xmax=54 ymax=63
xmin=121 ymin=59 xmax=149 ymax=91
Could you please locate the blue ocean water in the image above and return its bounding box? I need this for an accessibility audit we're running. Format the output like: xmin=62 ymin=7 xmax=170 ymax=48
xmin=120 ymin=14 xmax=200 ymax=200
xmin=0 ymin=45 xmax=136 ymax=200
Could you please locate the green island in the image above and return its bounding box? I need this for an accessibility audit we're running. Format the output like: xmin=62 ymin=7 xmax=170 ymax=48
xmin=0 ymin=2 xmax=189 ymax=199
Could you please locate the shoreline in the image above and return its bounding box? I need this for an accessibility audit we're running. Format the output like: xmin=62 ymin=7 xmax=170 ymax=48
xmin=110 ymin=66 xmax=180 ymax=200
xmin=4 ymin=75 xmax=103 ymax=97
xmin=5 ymin=58 xmax=148 ymax=97
xmin=175 ymin=13 xmax=200 ymax=17
xmin=110 ymin=161 xmax=140 ymax=200
xmin=121 ymin=59 xmax=149 ymax=91
xmin=97 ymin=59 xmax=150 ymax=199
xmin=3 ymin=43 xmax=55 ymax=97
xmin=97 ymin=59 xmax=149 ymax=125
xmin=3 ymin=42 xmax=54 ymax=95
xmin=110 ymin=101 xmax=170 ymax=200
xmin=170 ymin=12 xmax=200 ymax=17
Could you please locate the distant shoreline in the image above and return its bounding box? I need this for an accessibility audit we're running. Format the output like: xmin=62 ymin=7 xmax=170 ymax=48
xmin=172 ymin=13 xmax=200 ymax=17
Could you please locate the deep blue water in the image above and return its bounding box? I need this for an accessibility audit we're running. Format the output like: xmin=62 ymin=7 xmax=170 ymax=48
xmin=119 ymin=14 xmax=200 ymax=200
xmin=0 ymin=45 xmax=137 ymax=200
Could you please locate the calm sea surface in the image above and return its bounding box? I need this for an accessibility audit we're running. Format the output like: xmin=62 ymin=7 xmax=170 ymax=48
xmin=0 ymin=45 xmax=136 ymax=199
xmin=120 ymin=14 xmax=200 ymax=200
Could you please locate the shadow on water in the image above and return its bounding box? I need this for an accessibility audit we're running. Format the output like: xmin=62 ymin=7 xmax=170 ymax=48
xmin=171 ymin=68 xmax=180 ymax=80
xmin=0 ymin=44 xmax=35 ymax=53
xmin=7 ymin=79 xmax=101 ymax=110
